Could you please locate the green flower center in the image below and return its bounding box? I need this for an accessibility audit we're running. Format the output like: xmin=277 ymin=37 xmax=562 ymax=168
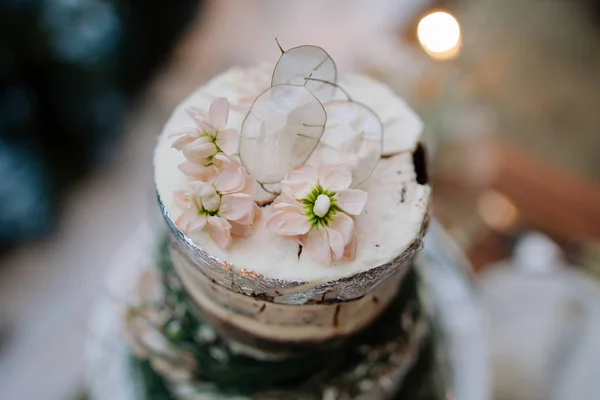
xmin=200 ymin=131 xmax=223 ymax=167
xmin=301 ymin=185 xmax=340 ymax=228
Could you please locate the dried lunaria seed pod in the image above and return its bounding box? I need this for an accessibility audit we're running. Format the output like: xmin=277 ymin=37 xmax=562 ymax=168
xmin=271 ymin=44 xmax=338 ymax=104
xmin=239 ymin=84 xmax=326 ymax=184
xmin=309 ymin=100 xmax=383 ymax=186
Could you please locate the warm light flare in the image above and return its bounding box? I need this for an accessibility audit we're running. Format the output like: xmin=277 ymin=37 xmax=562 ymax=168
xmin=417 ymin=11 xmax=462 ymax=60
xmin=477 ymin=190 xmax=518 ymax=232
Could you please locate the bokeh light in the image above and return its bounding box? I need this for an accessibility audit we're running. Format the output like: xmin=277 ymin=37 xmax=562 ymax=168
xmin=417 ymin=11 xmax=462 ymax=60
xmin=477 ymin=190 xmax=519 ymax=232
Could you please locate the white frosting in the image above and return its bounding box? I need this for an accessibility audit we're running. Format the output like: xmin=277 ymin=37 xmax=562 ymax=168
xmin=154 ymin=66 xmax=429 ymax=283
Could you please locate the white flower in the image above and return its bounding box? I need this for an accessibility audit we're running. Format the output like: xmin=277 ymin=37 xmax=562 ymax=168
xmin=173 ymin=155 xmax=260 ymax=250
xmin=266 ymin=165 xmax=367 ymax=265
xmin=170 ymin=97 xmax=240 ymax=167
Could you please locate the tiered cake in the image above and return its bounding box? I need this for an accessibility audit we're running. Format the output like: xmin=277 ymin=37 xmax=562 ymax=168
xmin=126 ymin=45 xmax=436 ymax=399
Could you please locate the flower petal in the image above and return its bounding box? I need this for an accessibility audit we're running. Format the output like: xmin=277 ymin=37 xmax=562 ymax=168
xmin=209 ymin=97 xmax=229 ymax=129
xmin=273 ymin=201 xmax=302 ymax=213
xmin=169 ymin=125 xmax=199 ymax=139
xmin=266 ymin=210 xmax=311 ymax=236
xmin=189 ymin=181 xmax=214 ymax=197
xmin=326 ymin=227 xmax=345 ymax=260
xmin=220 ymin=193 xmax=254 ymax=221
xmin=207 ymin=216 xmax=232 ymax=249
xmin=230 ymin=221 xmax=253 ymax=238
xmin=281 ymin=180 xmax=312 ymax=200
xmin=328 ymin=212 xmax=355 ymax=245
xmin=214 ymin=167 xmax=246 ymax=194
xmin=253 ymin=203 xmax=261 ymax=222
xmin=273 ymin=194 xmax=303 ymax=212
xmin=238 ymin=174 xmax=258 ymax=197
xmin=171 ymin=134 xmax=195 ymax=150
xmin=281 ymin=165 xmax=319 ymax=199
xmin=176 ymin=211 xmax=206 ymax=234
xmin=216 ymin=128 xmax=240 ymax=155
xmin=175 ymin=210 xmax=195 ymax=230
xmin=284 ymin=165 xmax=318 ymax=185
xmin=213 ymin=154 xmax=247 ymax=193
xmin=334 ymin=189 xmax=368 ymax=216
xmin=301 ymin=228 xmax=331 ymax=265
xmin=186 ymin=106 xmax=209 ymax=128
xmin=183 ymin=140 xmax=217 ymax=163
xmin=187 ymin=214 xmax=208 ymax=233
xmin=213 ymin=152 xmax=238 ymax=167
xmin=173 ymin=190 xmax=191 ymax=209
xmin=212 ymin=152 xmax=234 ymax=168
xmin=319 ymin=166 xmax=352 ymax=192
xmin=234 ymin=211 xmax=253 ymax=226
xmin=177 ymin=162 xmax=218 ymax=181
xmin=343 ymin=231 xmax=358 ymax=261
xmin=274 ymin=194 xmax=298 ymax=204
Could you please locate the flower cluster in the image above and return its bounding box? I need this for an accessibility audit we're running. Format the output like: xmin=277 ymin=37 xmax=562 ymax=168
xmin=170 ymin=97 xmax=370 ymax=265
xmin=171 ymin=97 xmax=240 ymax=175
xmin=266 ymin=165 xmax=368 ymax=265
xmin=171 ymin=98 xmax=260 ymax=249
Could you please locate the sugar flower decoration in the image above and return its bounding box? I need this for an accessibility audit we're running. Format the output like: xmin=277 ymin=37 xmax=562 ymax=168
xmin=171 ymin=97 xmax=240 ymax=168
xmin=173 ymin=155 xmax=260 ymax=249
xmin=266 ymin=165 xmax=368 ymax=265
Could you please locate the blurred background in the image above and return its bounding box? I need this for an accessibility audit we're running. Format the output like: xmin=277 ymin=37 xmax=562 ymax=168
xmin=1 ymin=0 xmax=599 ymax=399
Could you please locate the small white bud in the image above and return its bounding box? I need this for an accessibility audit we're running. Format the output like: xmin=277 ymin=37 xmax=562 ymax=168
xmin=202 ymin=192 xmax=221 ymax=212
xmin=313 ymin=194 xmax=331 ymax=218
xmin=196 ymin=184 xmax=220 ymax=212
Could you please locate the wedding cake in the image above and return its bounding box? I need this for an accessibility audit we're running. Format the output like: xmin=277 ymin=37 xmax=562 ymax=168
xmin=125 ymin=44 xmax=438 ymax=399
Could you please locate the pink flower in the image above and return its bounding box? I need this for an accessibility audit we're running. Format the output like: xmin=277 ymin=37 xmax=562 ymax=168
xmin=266 ymin=165 xmax=368 ymax=265
xmin=173 ymin=155 xmax=260 ymax=250
xmin=170 ymin=97 xmax=240 ymax=167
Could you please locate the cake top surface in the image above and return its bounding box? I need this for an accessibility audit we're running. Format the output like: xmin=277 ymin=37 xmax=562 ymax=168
xmin=154 ymin=50 xmax=428 ymax=283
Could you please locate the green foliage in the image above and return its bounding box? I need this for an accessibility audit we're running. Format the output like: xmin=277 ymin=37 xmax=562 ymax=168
xmin=133 ymin=358 xmax=173 ymax=400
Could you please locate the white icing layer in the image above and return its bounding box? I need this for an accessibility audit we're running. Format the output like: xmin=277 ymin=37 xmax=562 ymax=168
xmin=154 ymin=66 xmax=429 ymax=282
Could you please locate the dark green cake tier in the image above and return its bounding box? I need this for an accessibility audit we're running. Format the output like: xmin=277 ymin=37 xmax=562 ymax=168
xmin=124 ymin=239 xmax=447 ymax=400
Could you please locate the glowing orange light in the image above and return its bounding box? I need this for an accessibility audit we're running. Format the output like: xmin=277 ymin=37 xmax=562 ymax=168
xmin=477 ymin=190 xmax=518 ymax=231
xmin=417 ymin=11 xmax=462 ymax=60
